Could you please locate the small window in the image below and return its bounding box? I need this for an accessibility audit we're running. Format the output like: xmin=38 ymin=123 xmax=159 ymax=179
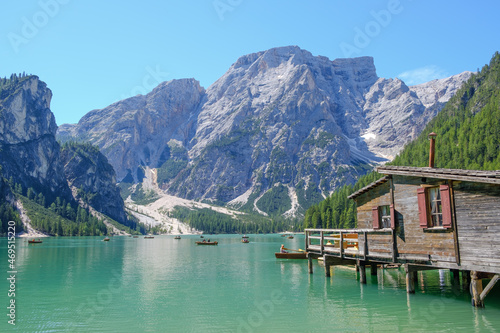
xmin=417 ymin=185 xmax=452 ymax=229
xmin=379 ymin=205 xmax=391 ymax=229
xmin=428 ymin=187 xmax=443 ymax=227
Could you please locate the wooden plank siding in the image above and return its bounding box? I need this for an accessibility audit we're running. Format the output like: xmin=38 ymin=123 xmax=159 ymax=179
xmin=353 ymin=181 xmax=392 ymax=256
xmin=454 ymin=182 xmax=500 ymax=272
xmin=391 ymin=176 xmax=456 ymax=263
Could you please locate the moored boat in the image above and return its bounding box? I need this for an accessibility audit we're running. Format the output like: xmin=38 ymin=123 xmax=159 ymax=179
xmin=195 ymin=241 xmax=218 ymax=245
xmin=275 ymin=252 xmax=307 ymax=259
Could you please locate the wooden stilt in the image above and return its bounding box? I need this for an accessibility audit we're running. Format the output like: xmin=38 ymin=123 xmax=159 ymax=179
xmin=358 ymin=260 xmax=366 ymax=284
xmin=405 ymin=264 xmax=416 ymax=294
xmin=480 ymin=274 xmax=500 ymax=305
xmin=470 ymin=271 xmax=484 ymax=307
xmin=325 ymin=263 xmax=331 ymax=277
xmin=370 ymin=263 xmax=377 ymax=276
xmin=462 ymin=270 xmax=471 ymax=291
xmin=308 ymin=254 xmax=313 ymax=274
xmin=451 ymin=269 xmax=460 ymax=286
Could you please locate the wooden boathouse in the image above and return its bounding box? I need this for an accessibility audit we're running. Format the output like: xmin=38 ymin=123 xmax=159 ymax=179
xmin=305 ymin=137 xmax=500 ymax=307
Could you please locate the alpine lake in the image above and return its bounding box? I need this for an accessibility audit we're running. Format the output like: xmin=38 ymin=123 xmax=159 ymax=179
xmin=1 ymin=234 xmax=500 ymax=332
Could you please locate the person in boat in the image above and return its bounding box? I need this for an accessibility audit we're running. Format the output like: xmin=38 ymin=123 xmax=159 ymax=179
xmin=280 ymin=244 xmax=288 ymax=253
xmin=207 ymin=239 xmax=210 ymax=242
xmin=203 ymin=239 xmax=207 ymax=242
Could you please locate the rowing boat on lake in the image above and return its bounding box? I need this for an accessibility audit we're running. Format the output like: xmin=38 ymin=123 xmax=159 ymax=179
xmin=195 ymin=241 xmax=218 ymax=245
xmin=275 ymin=252 xmax=307 ymax=259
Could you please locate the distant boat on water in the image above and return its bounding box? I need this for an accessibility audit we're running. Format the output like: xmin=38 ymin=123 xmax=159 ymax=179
xmin=103 ymin=237 xmax=110 ymax=242
xmin=144 ymin=236 xmax=154 ymax=239
xmin=195 ymin=241 xmax=218 ymax=245
xmin=28 ymin=239 xmax=43 ymax=244
xmin=174 ymin=236 xmax=181 ymax=239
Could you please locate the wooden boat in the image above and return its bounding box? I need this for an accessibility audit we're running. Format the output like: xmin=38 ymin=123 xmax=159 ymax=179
xmin=241 ymin=238 xmax=250 ymax=243
xmin=195 ymin=241 xmax=218 ymax=245
xmin=275 ymin=252 xmax=307 ymax=259
xmin=103 ymin=237 xmax=110 ymax=241
xmin=174 ymin=236 xmax=181 ymax=239
xmin=28 ymin=239 xmax=43 ymax=244
xmin=287 ymin=235 xmax=294 ymax=239
xmin=133 ymin=235 xmax=139 ymax=238
xmin=200 ymin=235 xmax=204 ymax=238
xmin=144 ymin=236 xmax=154 ymax=239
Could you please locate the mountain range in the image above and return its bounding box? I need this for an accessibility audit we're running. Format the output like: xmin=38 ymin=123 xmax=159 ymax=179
xmin=58 ymin=46 xmax=471 ymax=216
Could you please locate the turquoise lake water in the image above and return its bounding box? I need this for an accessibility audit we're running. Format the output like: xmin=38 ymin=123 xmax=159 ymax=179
xmin=1 ymin=234 xmax=499 ymax=332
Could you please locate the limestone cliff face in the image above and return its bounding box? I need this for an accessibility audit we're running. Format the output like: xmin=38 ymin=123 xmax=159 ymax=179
xmin=58 ymin=46 xmax=471 ymax=214
xmin=60 ymin=143 xmax=127 ymax=223
xmin=0 ymin=75 xmax=129 ymax=225
xmin=58 ymin=79 xmax=205 ymax=182
xmin=0 ymin=76 xmax=69 ymax=197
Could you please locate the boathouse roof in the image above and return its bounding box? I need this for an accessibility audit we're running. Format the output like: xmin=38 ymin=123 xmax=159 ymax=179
xmin=348 ymin=166 xmax=500 ymax=200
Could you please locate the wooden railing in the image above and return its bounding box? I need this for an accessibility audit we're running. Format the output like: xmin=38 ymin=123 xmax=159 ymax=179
xmin=305 ymin=228 xmax=396 ymax=261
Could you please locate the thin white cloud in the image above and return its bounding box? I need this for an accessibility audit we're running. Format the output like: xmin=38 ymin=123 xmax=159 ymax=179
xmin=397 ymin=66 xmax=449 ymax=85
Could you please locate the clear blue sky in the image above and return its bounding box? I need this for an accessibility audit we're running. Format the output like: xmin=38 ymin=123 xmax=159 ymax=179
xmin=2 ymin=0 xmax=500 ymax=125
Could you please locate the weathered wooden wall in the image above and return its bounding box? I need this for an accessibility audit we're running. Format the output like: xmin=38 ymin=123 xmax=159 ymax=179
xmin=454 ymin=182 xmax=500 ymax=273
xmin=355 ymin=181 xmax=391 ymax=230
xmin=392 ymin=175 xmax=456 ymax=263
xmin=355 ymin=182 xmax=392 ymax=256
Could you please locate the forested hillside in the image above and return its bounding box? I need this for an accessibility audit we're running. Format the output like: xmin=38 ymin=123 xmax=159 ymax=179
xmin=304 ymin=52 xmax=500 ymax=230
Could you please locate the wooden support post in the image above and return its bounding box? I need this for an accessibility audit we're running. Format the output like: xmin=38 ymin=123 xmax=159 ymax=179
xmin=320 ymin=231 xmax=324 ymax=256
xmin=325 ymin=262 xmax=331 ymax=277
xmin=370 ymin=263 xmax=377 ymax=276
xmin=451 ymin=269 xmax=460 ymax=286
xmin=479 ymin=274 xmax=500 ymax=305
xmin=358 ymin=260 xmax=366 ymax=284
xmin=339 ymin=232 xmax=344 ymax=258
xmin=462 ymin=270 xmax=471 ymax=291
xmin=308 ymin=254 xmax=313 ymax=274
xmin=405 ymin=264 xmax=416 ymax=294
xmin=363 ymin=232 xmax=368 ymax=260
xmin=470 ymin=271 xmax=484 ymax=307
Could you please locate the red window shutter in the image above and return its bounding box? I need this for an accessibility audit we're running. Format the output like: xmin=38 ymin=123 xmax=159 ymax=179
xmin=440 ymin=185 xmax=453 ymax=228
xmin=390 ymin=204 xmax=396 ymax=229
xmin=417 ymin=188 xmax=428 ymax=228
xmin=372 ymin=207 xmax=380 ymax=229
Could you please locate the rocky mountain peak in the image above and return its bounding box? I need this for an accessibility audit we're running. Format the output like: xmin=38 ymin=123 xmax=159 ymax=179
xmin=58 ymin=47 xmax=472 ymax=216
xmin=0 ymin=76 xmax=57 ymax=144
